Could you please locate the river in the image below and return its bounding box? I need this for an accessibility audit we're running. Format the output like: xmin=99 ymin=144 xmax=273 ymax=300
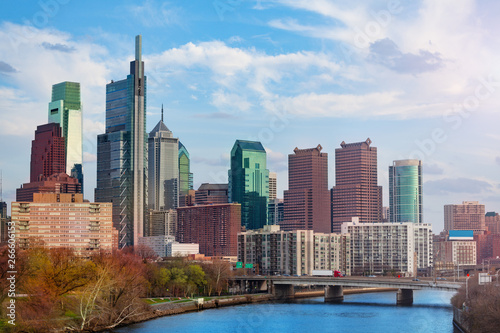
xmin=115 ymin=290 xmax=460 ymax=333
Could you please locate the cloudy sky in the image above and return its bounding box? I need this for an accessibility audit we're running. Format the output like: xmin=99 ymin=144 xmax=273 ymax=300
xmin=1 ymin=0 xmax=500 ymax=231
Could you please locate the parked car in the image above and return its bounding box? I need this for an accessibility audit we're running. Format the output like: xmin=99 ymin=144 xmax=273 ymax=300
xmin=368 ymin=275 xmax=376 ymax=278
xmin=412 ymin=278 xmax=420 ymax=281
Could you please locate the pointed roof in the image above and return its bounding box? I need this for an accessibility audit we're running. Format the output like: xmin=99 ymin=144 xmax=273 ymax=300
xmin=149 ymin=120 xmax=171 ymax=138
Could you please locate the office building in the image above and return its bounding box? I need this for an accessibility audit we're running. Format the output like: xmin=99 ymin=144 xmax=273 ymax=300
xmin=228 ymin=140 xmax=269 ymax=230
xmin=331 ymin=139 xmax=383 ymax=232
xmin=268 ymin=172 xmax=277 ymax=200
xmin=138 ymin=235 xmax=199 ymax=258
xmin=195 ymin=183 xmax=228 ymax=205
xmin=444 ymin=201 xmax=486 ymax=234
xmin=148 ymin=108 xmax=179 ymax=210
xmin=434 ymin=230 xmax=477 ymax=267
xmin=0 ymin=201 xmax=8 ymax=243
xmin=146 ymin=209 xmax=177 ymax=237
xmin=11 ymin=193 xmax=116 ymax=256
xmin=341 ymin=218 xmax=433 ymax=276
xmin=389 ymin=159 xmax=423 ymax=223
xmin=16 ymin=173 xmax=81 ymax=202
xmin=268 ymin=198 xmax=284 ymax=226
xmin=30 ymin=123 xmax=66 ymax=182
xmin=237 ymin=225 xmax=350 ymax=276
xmin=282 ymin=145 xmax=330 ymax=232
xmin=485 ymin=212 xmax=500 ymax=234
xmin=177 ymin=203 xmax=241 ymax=257
xmin=178 ymin=141 xmax=193 ymax=206
xmin=48 ymin=81 xmax=83 ymax=190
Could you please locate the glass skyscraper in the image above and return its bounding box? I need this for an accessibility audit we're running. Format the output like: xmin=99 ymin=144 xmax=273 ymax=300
xmin=48 ymin=81 xmax=83 ymax=190
xmin=228 ymin=140 xmax=269 ymax=230
xmin=388 ymin=159 xmax=423 ymax=223
xmin=178 ymin=141 xmax=193 ymax=198
xmin=95 ymin=35 xmax=147 ymax=248
xmin=148 ymin=111 xmax=179 ymax=211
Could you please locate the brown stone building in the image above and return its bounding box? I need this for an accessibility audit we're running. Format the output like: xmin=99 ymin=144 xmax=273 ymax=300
xmin=444 ymin=201 xmax=485 ymax=234
xmin=176 ymin=203 xmax=241 ymax=256
xmin=16 ymin=173 xmax=81 ymax=202
xmin=282 ymin=145 xmax=330 ymax=233
xmin=331 ymin=138 xmax=383 ymax=232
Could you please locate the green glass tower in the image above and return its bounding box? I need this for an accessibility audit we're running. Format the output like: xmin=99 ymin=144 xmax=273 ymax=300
xmin=48 ymin=81 xmax=83 ymax=191
xmin=178 ymin=141 xmax=193 ymax=198
xmin=228 ymin=140 xmax=269 ymax=229
xmin=389 ymin=159 xmax=423 ymax=223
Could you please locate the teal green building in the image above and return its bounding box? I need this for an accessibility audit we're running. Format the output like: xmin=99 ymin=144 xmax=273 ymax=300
xmin=179 ymin=141 xmax=193 ymax=198
xmin=389 ymin=159 xmax=422 ymax=223
xmin=228 ymin=140 xmax=269 ymax=230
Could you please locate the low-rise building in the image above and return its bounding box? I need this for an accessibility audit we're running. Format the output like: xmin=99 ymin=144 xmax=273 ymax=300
xmin=341 ymin=218 xmax=433 ymax=276
xmin=138 ymin=235 xmax=199 ymax=257
xmin=237 ymin=225 xmax=350 ymax=276
xmin=434 ymin=230 xmax=477 ymax=271
xmin=11 ymin=193 xmax=116 ymax=255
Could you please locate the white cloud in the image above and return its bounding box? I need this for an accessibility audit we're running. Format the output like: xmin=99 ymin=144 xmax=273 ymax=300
xmin=83 ymin=152 xmax=97 ymax=163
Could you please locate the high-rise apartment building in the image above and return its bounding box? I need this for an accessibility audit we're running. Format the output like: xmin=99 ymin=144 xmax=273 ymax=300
xmin=148 ymin=110 xmax=179 ymax=210
xmin=331 ymin=138 xmax=383 ymax=232
xmin=195 ymin=183 xmax=228 ymax=204
xmin=389 ymin=159 xmax=422 ymax=223
xmin=178 ymin=141 xmax=193 ymax=205
xmin=228 ymin=140 xmax=269 ymax=230
xmin=237 ymin=225 xmax=350 ymax=276
xmin=268 ymin=172 xmax=277 ymax=200
xmin=30 ymin=123 xmax=66 ymax=182
xmin=341 ymin=218 xmax=433 ymax=276
xmin=95 ymin=35 xmax=147 ymax=248
xmin=444 ymin=201 xmax=486 ymax=234
xmin=282 ymin=145 xmax=330 ymax=232
xmin=48 ymin=81 xmax=83 ymax=190
xmin=485 ymin=212 xmax=500 ymax=234
xmin=12 ymin=193 xmax=116 ymax=256
xmin=177 ymin=203 xmax=241 ymax=257
xmin=16 ymin=173 xmax=81 ymax=202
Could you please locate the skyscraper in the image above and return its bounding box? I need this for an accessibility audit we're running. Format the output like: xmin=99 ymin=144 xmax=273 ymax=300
xmin=30 ymin=123 xmax=66 ymax=182
xmin=48 ymin=81 xmax=83 ymax=190
xmin=282 ymin=145 xmax=331 ymax=232
xmin=95 ymin=35 xmax=147 ymax=248
xmin=228 ymin=140 xmax=269 ymax=230
xmin=444 ymin=201 xmax=486 ymax=234
xmin=389 ymin=159 xmax=422 ymax=223
xmin=331 ymin=138 xmax=383 ymax=232
xmin=178 ymin=141 xmax=193 ymax=205
xmin=269 ymin=172 xmax=277 ymax=200
xmin=148 ymin=107 xmax=179 ymax=210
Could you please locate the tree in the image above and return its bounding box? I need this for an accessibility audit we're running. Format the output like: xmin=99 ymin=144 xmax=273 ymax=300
xmin=186 ymin=265 xmax=207 ymax=297
xmin=204 ymin=260 xmax=232 ymax=296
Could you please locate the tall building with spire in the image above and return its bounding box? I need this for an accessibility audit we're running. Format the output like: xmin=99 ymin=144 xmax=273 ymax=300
xmin=331 ymin=138 xmax=383 ymax=232
xmin=48 ymin=81 xmax=83 ymax=191
xmin=148 ymin=105 xmax=179 ymax=211
xmin=95 ymin=35 xmax=147 ymax=248
xmin=389 ymin=159 xmax=423 ymax=223
xmin=228 ymin=140 xmax=269 ymax=230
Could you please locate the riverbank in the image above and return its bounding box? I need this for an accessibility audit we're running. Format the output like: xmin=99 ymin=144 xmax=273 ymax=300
xmin=108 ymin=287 xmax=400 ymax=331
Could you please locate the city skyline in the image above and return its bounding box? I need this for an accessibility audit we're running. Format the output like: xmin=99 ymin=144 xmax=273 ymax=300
xmin=1 ymin=1 xmax=500 ymax=232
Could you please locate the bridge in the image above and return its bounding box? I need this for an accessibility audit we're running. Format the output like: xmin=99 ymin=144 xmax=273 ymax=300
xmin=232 ymin=276 xmax=462 ymax=305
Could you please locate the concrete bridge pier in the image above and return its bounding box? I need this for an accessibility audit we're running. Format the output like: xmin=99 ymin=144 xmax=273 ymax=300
xmin=274 ymin=284 xmax=295 ymax=300
xmin=325 ymin=285 xmax=344 ymax=303
xmin=396 ymin=289 xmax=413 ymax=305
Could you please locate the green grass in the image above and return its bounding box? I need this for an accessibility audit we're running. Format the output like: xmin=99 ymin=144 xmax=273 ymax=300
xmin=64 ymin=310 xmax=79 ymax=319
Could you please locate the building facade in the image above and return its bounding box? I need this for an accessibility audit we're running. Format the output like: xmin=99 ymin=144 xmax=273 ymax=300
xmin=146 ymin=209 xmax=177 ymax=237
xmin=138 ymin=235 xmax=199 ymax=258
xmin=178 ymin=141 xmax=193 ymax=206
xmin=95 ymin=35 xmax=147 ymax=248
xmin=11 ymin=193 xmax=116 ymax=256
xmin=485 ymin=212 xmax=500 ymax=234
xmin=341 ymin=219 xmax=433 ymax=276
xmin=331 ymin=139 xmax=383 ymax=232
xmin=195 ymin=183 xmax=228 ymax=205
xmin=268 ymin=198 xmax=284 ymax=226
xmin=444 ymin=201 xmax=486 ymax=234
xmin=148 ymin=113 xmax=179 ymax=211
xmin=177 ymin=203 xmax=241 ymax=257
xmin=48 ymin=81 xmax=83 ymax=189
xmin=16 ymin=173 xmax=81 ymax=202
xmin=268 ymin=172 xmax=277 ymax=200
xmin=237 ymin=225 xmax=350 ymax=276
xmin=30 ymin=123 xmax=66 ymax=182
xmin=228 ymin=140 xmax=269 ymax=230
xmin=389 ymin=159 xmax=422 ymax=223
xmin=282 ymin=145 xmax=330 ymax=232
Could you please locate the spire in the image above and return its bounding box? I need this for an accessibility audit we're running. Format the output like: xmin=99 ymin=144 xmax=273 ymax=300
xmin=161 ymin=104 xmax=164 ymax=122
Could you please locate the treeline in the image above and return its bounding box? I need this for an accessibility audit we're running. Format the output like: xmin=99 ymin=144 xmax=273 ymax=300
xmin=451 ymin=275 xmax=500 ymax=333
xmin=0 ymin=245 xmax=232 ymax=332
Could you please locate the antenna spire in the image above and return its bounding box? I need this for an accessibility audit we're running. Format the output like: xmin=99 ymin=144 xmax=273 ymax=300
xmin=161 ymin=104 xmax=164 ymax=122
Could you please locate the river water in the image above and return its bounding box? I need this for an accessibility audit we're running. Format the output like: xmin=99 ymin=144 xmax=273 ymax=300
xmin=116 ymin=290 xmax=460 ymax=333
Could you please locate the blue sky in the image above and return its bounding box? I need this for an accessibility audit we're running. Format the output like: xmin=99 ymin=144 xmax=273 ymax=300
xmin=1 ymin=0 xmax=500 ymax=231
